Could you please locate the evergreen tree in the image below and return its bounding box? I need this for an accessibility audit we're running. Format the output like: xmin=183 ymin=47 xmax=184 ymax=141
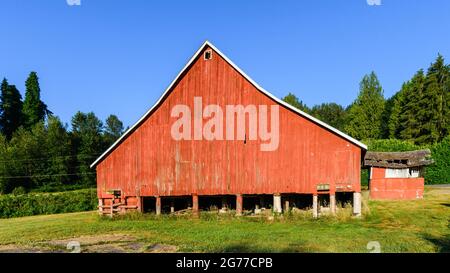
xmin=0 ymin=79 xmax=23 ymax=139
xmin=45 ymin=116 xmax=72 ymax=188
xmin=344 ymin=72 xmax=385 ymax=140
xmin=415 ymin=55 xmax=449 ymax=144
xmin=103 ymin=114 xmax=124 ymax=146
xmin=282 ymin=92 xmax=310 ymax=113
xmin=310 ymin=103 xmax=346 ymax=130
xmin=385 ymin=90 xmax=403 ymax=139
xmin=22 ymin=72 xmax=51 ymax=128
xmin=398 ymin=70 xmax=425 ymax=141
xmin=71 ymin=111 xmax=104 ymax=186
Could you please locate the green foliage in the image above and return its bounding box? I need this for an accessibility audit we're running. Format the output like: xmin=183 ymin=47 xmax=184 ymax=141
xmin=364 ymin=139 xmax=422 ymax=152
xmin=345 ymin=72 xmax=385 ymax=140
xmin=282 ymin=92 xmax=310 ymax=113
xmin=310 ymin=103 xmax=346 ymax=131
xmin=11 ymin=186 xmax=26 ymax=195
xmin=386 ymin=55 xmax=450 ymax=145
xmin=0 ymin=188 xmax=97 ymax=218
xmin=415 ymin=55 xmax=450 ymax=144
xmin=0 ymin=78 xmax=23 ymax=139
xmin=71 ymin=111 xmax=105 ymax=186
xmin=398 ymin=70 xmax=426 ymax=141
xmin=22 ymin=72 xmax=51 ymax=128
xmin=383 ymin=90 xmax=403 ymax=138
xmin=104 ymin=114 xmax=124 ymax=146
xmin=424 ymin=136 xmax=450 ymax=184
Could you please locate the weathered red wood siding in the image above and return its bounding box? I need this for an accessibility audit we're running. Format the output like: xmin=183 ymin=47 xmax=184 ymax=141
xmin=96 ymin=46 xmax=361 ymax=199
xmin=369 ymin=167 xmax=424 ymax=200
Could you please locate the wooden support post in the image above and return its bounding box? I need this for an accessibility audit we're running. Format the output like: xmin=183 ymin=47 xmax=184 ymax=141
xmin=155 ymin=196 xmax=161 ymax=216
xmin=353 ymin=192 xmax=361 ymax=217
xmin=273 ymin=194 xmax=282 ymax=213
xmin=98 ymin=198 xmax=104 ymax=214
xmin=139 ymin=197 xmax=144 ymax=213
xmin=170 ymin=200 xmax=175 ymax=214
xmin=110 ymin=198 xmax=114 ymax=218
xmin=284 ymin=198 xmax=290 ymax=213
xmin=192 ymin=194 xmax=199 ymax=217
xmin=330 ymin=194 xmax=336 ymax=215
xmin=312 ymin=194 xmax=318 ymax=218
xmin=236 ymin=194 xmax=243 ymax=216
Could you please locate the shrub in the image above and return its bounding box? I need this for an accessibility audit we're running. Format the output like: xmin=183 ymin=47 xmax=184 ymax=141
xmin=424 ymin=136 xmax=450 ymax=184
xmin=0 ymin=188 xmax=97 ymax=218
xmin=364 ymin=139 xmax=423 ymax=152
xmin=11 ymin=186 xmax=27 ymax=195
xmin=363 ymin=138 xmax=449 ymax=184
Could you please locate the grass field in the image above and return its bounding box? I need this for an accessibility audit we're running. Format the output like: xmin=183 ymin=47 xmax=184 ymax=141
xmin=0 ymin=187 xmax=448 ymax=253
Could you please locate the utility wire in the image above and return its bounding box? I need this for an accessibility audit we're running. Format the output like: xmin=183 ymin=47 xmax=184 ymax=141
xmin=0 ymin=172 xmax=96 ymax=179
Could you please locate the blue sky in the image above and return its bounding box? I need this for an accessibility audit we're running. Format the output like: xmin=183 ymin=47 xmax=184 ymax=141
xmin=0 ymin=0 xmax=449 ymax=128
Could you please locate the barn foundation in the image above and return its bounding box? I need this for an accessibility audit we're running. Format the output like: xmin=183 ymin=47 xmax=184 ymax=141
xmin=236 ymin=194 xmax=243 ymax=216
xmin=155 ymin=196 xmax=161 ymax=216
xmin=192 ymin=194 xmax=199 ymax=217
xmin=312 ymin=194 xmax=318 ymax=218
xmin=353 ymin=192 xmax=361 ymax=217
xmin=273 ymin=194 xmax=282 ymax=213
xmin=330 ymin=194 xmax=336 ymax=215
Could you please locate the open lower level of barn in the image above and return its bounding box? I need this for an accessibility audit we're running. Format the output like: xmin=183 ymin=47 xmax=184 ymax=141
xmin=97 ymin=191 xmax=362 ymax=218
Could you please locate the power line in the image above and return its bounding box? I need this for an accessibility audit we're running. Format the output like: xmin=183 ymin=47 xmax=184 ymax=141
xmin=0 ymin=154 xmax=102 ymax=163
xmin=0 ymin=172 xmax=96 ymax=179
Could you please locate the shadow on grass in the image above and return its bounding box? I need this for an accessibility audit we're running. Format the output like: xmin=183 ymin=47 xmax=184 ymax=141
xmin=217 ymin=243 xmax=310 ymax=253
xmin=422 ymin=234 xmax=450 ymax=253
xmin=440 ymin=203 xmax=450 ymax=207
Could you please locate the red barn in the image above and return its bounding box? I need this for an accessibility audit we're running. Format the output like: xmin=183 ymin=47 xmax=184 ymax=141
xmin=91 ymin=41 xmax=367 ymax=217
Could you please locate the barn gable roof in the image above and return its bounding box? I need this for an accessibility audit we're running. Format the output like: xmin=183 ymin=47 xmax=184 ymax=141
xmin=91 ymin=41 xmax=367 ymax=168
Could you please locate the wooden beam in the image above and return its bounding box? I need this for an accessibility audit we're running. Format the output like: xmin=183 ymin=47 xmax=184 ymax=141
xmin=192 ymin=194 xmax=199 ymax=217
xmin=236 ymin=194 xmax=243 ymax=216
xmin=155 ymin=196 xmax=161 ymax=216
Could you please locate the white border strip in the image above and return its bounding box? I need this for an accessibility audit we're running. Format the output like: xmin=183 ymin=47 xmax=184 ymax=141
xmin=91 ymin=41 xmax=366 ymax=168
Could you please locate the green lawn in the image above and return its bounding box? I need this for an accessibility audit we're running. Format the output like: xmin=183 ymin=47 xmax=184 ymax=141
xmin=0 ymin=187 xmax=448 ymax=253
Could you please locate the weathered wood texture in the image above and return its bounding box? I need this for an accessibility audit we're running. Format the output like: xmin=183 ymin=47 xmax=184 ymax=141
xmin=95 ymin=46 xmax=362 ymax=199
xmin=369 ymin=167 xmax=424 ymax=200
xmin=364 ymin=149 xmax=433 ymax=169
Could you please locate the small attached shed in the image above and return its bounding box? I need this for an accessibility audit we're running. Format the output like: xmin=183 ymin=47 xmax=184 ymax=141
xmin=364 ymin=149 xmax=433 ymax=200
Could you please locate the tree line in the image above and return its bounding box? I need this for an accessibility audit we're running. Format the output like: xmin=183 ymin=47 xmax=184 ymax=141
xmin=282 ymin=54 xmax=449 ymax=184
xmin=0 ymin=55 xmax=448 ymax=193
xmin=283 ymin=54 xmax=449 ymax=146
xmin=0 ymin=72 xmax=124 ymax=194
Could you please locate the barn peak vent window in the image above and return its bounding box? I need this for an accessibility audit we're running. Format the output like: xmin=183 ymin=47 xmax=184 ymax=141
xmin=204 ymin=50 xmax=212 ymax=60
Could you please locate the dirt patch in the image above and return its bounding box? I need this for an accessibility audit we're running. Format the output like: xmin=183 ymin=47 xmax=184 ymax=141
xmin=146 ymin=243 xmax=178 ymax=253
xmin=0 ymin=234 xmax=178 ymax=253
xmin=47 ymin=234 xmax=136 ymax=247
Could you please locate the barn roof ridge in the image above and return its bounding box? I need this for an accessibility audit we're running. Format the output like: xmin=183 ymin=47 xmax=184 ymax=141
xmin=91 ymin=41 xmax=367 ymax=168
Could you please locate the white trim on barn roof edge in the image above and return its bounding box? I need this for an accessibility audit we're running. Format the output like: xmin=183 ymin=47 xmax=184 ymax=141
xmin=90 ymin=41 xmax=367 ymax=168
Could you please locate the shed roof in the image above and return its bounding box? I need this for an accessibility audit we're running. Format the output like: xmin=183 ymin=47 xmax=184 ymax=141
xmin=364 ymin=149 xmax=433 ymax=169
xmin=91 ymin=41 xmax=367 ymax=168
